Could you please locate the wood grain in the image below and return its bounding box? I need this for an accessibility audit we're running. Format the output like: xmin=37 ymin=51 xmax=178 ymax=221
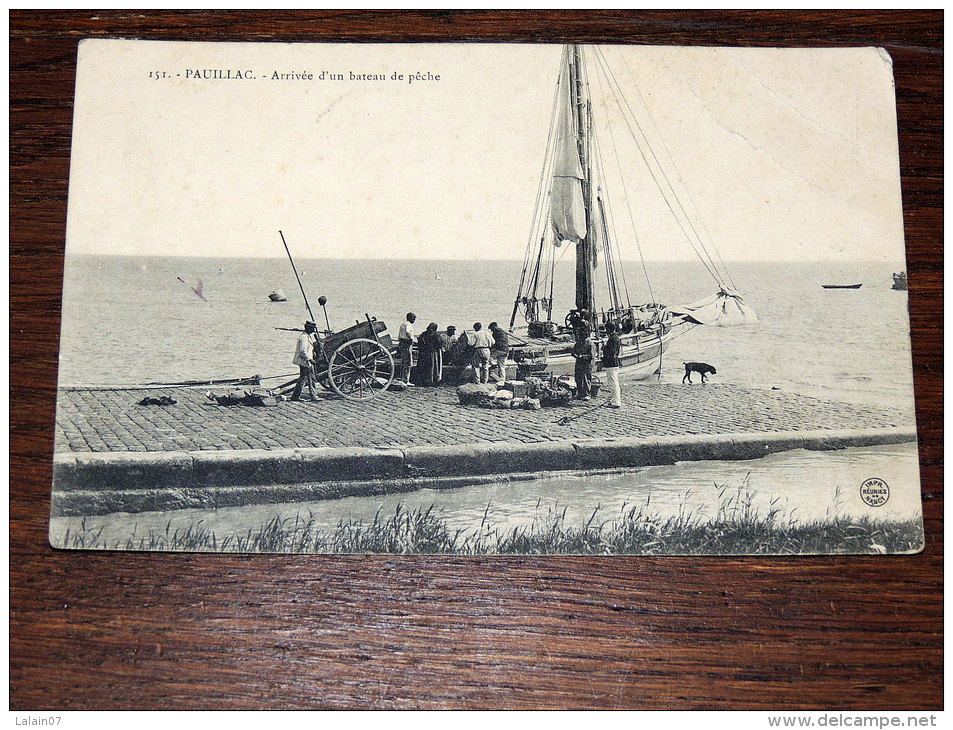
xmin=10 ymin=10 xmax=942 ymax=710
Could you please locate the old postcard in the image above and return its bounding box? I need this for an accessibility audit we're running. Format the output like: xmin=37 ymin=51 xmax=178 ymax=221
xmin=50 ymin=40 xmax=922 ymax=554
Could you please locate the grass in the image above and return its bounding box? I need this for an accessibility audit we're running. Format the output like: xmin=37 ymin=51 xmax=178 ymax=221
xmin=60 ymin=481 xmax=924 ymax=555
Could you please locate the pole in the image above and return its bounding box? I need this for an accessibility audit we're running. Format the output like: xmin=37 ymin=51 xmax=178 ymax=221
xmin=279 ymin=230 xmax=316 ymax=324
xmin=569 ymin=45 xmax=595 ymax=329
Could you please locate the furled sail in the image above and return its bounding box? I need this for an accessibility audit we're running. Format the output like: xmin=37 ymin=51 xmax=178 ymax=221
xmin=669 ymin=288 xmax=759 ymax=327
xmin=550 ymin=62 xmax=587 ymax=246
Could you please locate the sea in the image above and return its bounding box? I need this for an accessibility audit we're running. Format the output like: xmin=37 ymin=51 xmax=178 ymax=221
xmin=59 ymin=255 xmax=915 ymax=411
xmin=53 ymin=255 xmax=922 ymax=545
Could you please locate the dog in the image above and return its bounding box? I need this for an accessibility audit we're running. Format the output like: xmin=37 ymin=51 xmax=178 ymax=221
xmin=682 ymin=362 xmax=716 ymax=384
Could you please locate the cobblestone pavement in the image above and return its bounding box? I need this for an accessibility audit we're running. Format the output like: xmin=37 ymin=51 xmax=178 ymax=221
xmin=54 ymin=382 xmax=914 ymax=454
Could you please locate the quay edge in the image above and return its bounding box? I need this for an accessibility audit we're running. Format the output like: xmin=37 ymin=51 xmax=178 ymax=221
xmin=50 ymin=426 xmax=919 ymax=517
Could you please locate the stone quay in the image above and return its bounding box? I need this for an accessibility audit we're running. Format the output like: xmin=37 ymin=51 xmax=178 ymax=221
xmin=52 ymin=382 xmax=917 ymax=516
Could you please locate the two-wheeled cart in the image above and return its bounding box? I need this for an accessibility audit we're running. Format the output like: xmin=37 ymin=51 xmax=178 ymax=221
xmin=314 ymin=314 xmax=397 ymax=400
xmin=279 ymin=314 xmax=396 ymax=401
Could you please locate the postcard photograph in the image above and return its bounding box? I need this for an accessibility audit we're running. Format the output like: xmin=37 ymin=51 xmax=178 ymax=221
xmin=50 ymin=40 xmax=922 ymax=554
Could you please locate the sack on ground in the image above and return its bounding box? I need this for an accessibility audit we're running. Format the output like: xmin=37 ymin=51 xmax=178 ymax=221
xmin=137 ymin=395 xmax=177 ymax=406
xmin=456 ymin=382 xmax=499 ymax=405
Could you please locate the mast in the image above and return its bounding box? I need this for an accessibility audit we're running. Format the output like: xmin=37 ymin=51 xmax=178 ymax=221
xmin=569 ymin=45 xmax=596 ymax=327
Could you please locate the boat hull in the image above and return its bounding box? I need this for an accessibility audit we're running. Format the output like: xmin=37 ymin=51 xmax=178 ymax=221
xmin=506 ymin=326 xmax=673 ymax=381
xmin=529 ymin=349 xmax=666 ymax=380
xmin=821 ymin=284 xmax=862 ymax=289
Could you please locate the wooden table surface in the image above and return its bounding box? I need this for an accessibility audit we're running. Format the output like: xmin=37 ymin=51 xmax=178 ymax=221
xmin=10 ymin=11 xmax=942 ymax=710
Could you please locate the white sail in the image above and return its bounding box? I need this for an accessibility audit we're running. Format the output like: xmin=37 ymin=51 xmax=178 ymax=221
xmin=550 ymin=62 xmax=587 ymax=246
xmin=669 ymin=289 xmax=759 ymax=327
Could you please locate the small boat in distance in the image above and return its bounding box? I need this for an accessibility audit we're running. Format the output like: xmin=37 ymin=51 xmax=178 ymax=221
xmin=821 ymin=283 xmax=862 ymax=290
xmin=269 ymin=289 xmax=288 ymax=302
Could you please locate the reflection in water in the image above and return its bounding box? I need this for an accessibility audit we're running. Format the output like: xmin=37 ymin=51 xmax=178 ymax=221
xmin=53 ymin=443 xmax=921 ymax=546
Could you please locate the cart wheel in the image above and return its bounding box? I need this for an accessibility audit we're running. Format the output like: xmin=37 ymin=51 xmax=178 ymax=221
xmin=328 ymin=338 xmax=395 ymax=400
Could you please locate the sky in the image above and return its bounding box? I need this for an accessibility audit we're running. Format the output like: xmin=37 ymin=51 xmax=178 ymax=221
xmin=65 ymin=40 xmax=906 ymax=264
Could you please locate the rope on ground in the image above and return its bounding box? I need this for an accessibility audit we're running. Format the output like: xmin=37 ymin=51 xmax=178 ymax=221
xmin=555 ymin=400 xmax=613 ymax=426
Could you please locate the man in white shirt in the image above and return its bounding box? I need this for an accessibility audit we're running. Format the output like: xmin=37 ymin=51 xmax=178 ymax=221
xmin=470 ymin=322 xmax=495 ymax=384
xmin=397 ymin=312 xmax=418 ymax=385
xmin=290 ymin=321 xmax=319 ymax=401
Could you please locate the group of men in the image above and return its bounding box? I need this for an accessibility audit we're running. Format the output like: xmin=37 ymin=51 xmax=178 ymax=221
xmin=288 ymin=312 xmax=623 ymax=408
xmin=397 ymin=312 xmax=509 ymax=386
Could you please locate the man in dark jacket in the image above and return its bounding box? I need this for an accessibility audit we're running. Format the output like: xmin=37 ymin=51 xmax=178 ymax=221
xmin=570 ymin=324 xmax=598 ymax=401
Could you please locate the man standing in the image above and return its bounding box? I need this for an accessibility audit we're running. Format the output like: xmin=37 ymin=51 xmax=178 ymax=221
xmin=418 ymin=322 xmax=443 ymax=386
xmin=470 ymin=322 xmax=494 ymax=384
xmin=440 ymin=325 xmax=457 ymax=354
xmin=602 ymin=321 xmax=623 ymax=408
xmin=398 ymin=311 xmax=418 ymax=385
xmin=436 ymin=325 xmax=457 ymax=385
xmin=488 ymin=321 xmax=509 ymax=383
xmin=448 ymin=326 xmax=473 ymax=383
xmin=570 ymin=323 xmax=598 ymax=401
xmin=291 ymin=321 xmax=319 ymax=402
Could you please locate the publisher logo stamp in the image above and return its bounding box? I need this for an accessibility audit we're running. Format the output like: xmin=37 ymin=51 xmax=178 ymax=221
xmin=860 ymin=478 xmax=890 ymax=507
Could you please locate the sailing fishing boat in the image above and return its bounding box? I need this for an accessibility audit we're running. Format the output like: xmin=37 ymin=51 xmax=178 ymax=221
xmin=505 ymin=44 xmax=756 ymax=380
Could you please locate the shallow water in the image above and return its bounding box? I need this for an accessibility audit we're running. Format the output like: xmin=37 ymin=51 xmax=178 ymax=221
xmin=51 ymin=442 xmax=922 ymax=547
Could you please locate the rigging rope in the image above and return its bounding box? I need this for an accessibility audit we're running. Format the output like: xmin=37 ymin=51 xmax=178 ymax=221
xmin=592 ymin=48 xmax=713 ymax=279
xmin=514 ymin=46 xmax=566 ymax=324
xmin=592 ymin=141 xmax=635 ymax=308
xmin=596 ymin=49 xmax=722 ymax=284
xmin=592 ymin=47 xmax=727 ymax=289
xmin=583 ymin=84 xmax=625 ymax=314
xmin=590 ymin=54 xmax=654 ymax=306
xmin=598 ymin=46 xmax=729 ymax=288
xmin=612 ymin=47 xmax=738 ymax=290
xmin=582 ymin=91 xmax=621 ymax=311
